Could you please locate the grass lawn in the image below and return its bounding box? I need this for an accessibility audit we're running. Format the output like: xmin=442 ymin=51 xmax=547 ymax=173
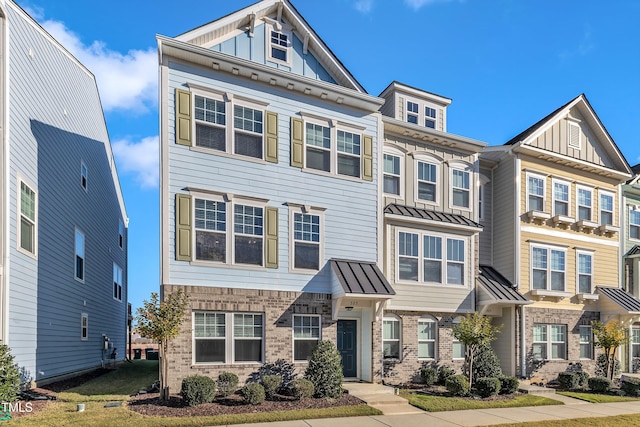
xmin=400 ymin=390 xmax=562 ymax=412
xmin=493 ymin=414 xmax=640 ymax=427
xmin=7 ymin=360 xmax=381 ymax=427
xmin=557 ymin=391 xmax=640 ymax=403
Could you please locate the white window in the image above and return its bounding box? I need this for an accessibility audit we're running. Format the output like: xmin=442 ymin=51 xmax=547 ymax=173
xmin=398 ymin=230 xmax=467 ymax=286
xmin=579 ymin=325 xmax=592 ymax=359
xmin=553 ymin=180 xmax=570 ymax=216
xmin=193 ymin=312 xmax=264 ymax=364
xmin=292 ymin=210 xmax=321 ymax=271
xmin=531 ymin=245 xmax=566 ymax=291
xmin=337 ymin=130 xmax=361 ymax=178
xmin=568 ymin=121 xmax=581 ymax=149
xmin=119 ymin=219 xmax=124 ymax=249
xmin=633 ymin=327 xmax=640 ymax=358
xmin=533 ymin=324 xmax=566 ymax=360
xmin=383 ymin=315 xmax=401 ymax=359
xmin=577 ymin=251 xmax=593 ymax=293
xmin=527 ymin=174 xmax=545 ymax=212
xmin=19 ymin=180 xmax=37 ymax=255
xmin=269 ymin=30 xmax=289 ymax=63
xmin=233 ymin=105 xmax=264 ymax=159
xmin=577 ymin=186 xmax=593 ymax=221
xmin=452 ymin=316 xmax=465 ymax=359
xmin=81 ymin=162 xmax=88 ymax=191
xmin=113 ymin=263 xmax=123 ymax=301
xmin=407 ymin=101 xmax=419 ymax=124
xmin=631 ymin=209 xmax=640 ymax=240
xmin=383 ymin=153 xmax=402 ymax=196
xmin=81 ymin=313 xmax=88 ymax=341
xmin=451 ymin=168 xmax=470 ymax=209
xmin=599 ymin=191 xmax=614 ymax=226
xmin=75 ymin=229 xmax=85 ymax=282
xmin=418 ymin=316 xmax=437 ymax=359
xmin=425 ymin=106 xmax=436 ymax=129
xmin=303 ymin=118 xmax=363 ymax=179
xmin=194 ymin=196 xmax=265 ymax=267
xmin=194 ymin=93 xmax=226 ymax=151
xmin=264 ymin=21 xmax=292 ymax=66
xmin=293 ymin=315 xmax=321 ymax=361
xmin=417 ymin=161 xmax=438 ymax=203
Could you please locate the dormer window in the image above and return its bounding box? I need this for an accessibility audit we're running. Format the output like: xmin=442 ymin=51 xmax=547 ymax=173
xmin=425 ymin=107 xmax=436 ymax=129
xmin=407 ymin=101 xmax=419 ymax=124
xmin=270 ymin=31 xmax=288 ymax=62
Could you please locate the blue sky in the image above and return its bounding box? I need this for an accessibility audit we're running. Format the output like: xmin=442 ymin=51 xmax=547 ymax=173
xmin=16 ymin=0 xmax=640 ymax=311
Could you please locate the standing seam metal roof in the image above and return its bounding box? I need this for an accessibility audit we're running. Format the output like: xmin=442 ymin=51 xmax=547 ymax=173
xmin=384 ymin=204 xmax=483 ymax=229
xmin=477 ymin=265 xmax=529 ymax=303
xmin=330 ymin=259 xmax=395 ymax=296
xmin=596 ymin=286 xmax=640 ymax=313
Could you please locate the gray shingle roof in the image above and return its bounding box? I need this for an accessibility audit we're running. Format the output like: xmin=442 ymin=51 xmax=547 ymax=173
xmin=596 ymin=286 xmax=640 ymax=313
xmin=477 ymin=265 xmax=529 ymax=303
xmin=330 ymin=259 xmax=395 ymax=296
xmin=384 ymin=204 xmax=482 ymax=229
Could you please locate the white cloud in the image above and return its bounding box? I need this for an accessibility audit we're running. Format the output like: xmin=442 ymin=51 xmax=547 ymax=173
xmin=112 ymin=136 xmax=159 ymax=189
xmin=354 ymin=0 xmax=374 ymax=13
xmin=40 ymin=19 xmax=157 ymax=113
xmin=404 ymin=0 xmax=455 ymax=10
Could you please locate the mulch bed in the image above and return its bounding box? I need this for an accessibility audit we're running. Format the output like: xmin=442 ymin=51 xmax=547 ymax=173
xmin=128 ymin=392 xmax=366 ymax=417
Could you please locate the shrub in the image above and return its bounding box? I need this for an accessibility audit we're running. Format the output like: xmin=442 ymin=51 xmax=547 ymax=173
xmin=446 ymin=374 xmax=470 ymax=396
xmin=595 ymin=354 xmax=621 ymax=378
xmin=472 ymin=344 xmax=503 ymax=383
xmin=557 ymin=372 xmax=580 ymax=390
xmin=0 ymin=344 xmax=20 ymax=404
xmin=304 ymin=340 xmax=343 ymax=398
xmin=241 ymin=383 xmax=266 ymax=405
xmin=475 ymin=377 xmax=501 ymax=398
xmin=249 ymin=359 xmax=297 ymax=393
xmin=420 ymin=366 xmax=438 ymax=386
xmin=217 ymin=372 xmax=239 ymax=397
xmin=588 ymin=376 xmax=612 ymax=393
xmin=438 ymin=366 xmax=456 ymax=385
xmin=621 ymin=377 xmax=640 ymax=397
xmin=575 ymin=371 xmax=589 ymax=388
xmin=262 ymin=375 xmax=282 ymax=399
xmin=291 ymin=378 xmax=314 ymax=400
xmin=498 ymin=376 xmax=519 ymax=395
xmin=180 ymin=375 xmax=216 ymax=406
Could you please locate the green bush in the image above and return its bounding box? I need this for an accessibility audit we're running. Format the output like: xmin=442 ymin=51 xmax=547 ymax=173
xmin=180 ymin=375 xmax=216 ymax=406
xmin=472 ymin=344 xmax=503 ymax=383
xmin=557 ymin=372 xmax=580 ymax=390
xmin=621 ymin=377 xmax=640 ymax=397
xmin=475 ymin=377 xmax=501 ymax=398
xmin=217 ymin=372 xmax=239 ymax=397
xmin=438 ymin=366 xmax=456 ymax=385
xmin=498 ymin=375 xmax=519 ymax=395
xmin=304 ymin=340 xmax=344 ymax=398
xmin=241 ymin=382 xmax=266 ymax=405
xmin=575 ymin=371 xmax=589 ymax=388
xmin=291 ymin=378 xmax=314 ymax=400
xmin=0 ymin=343 xmax=20 ymax=404
xmin=249 ymin=359 xmax=297 ymax=393
xmin=262 ymin=375 xmax=282 ymax=399
xmin=588 ymin=376 xmax=612 ymax=393
xmin=420 ymin=366 xmax=438 ymax=386
xmin=446 ymin=374 xmax=470 ymax=396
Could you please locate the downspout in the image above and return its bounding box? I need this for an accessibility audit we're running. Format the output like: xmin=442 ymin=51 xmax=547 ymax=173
xmin=520 ymin=305 xmax=527 ymax=378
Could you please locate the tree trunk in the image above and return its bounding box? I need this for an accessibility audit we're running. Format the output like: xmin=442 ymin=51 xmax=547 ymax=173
xmin=467 ymin=346 xmax=475 ymax=388
xmin=609 ymin=347 xmax=618 ymax=381
xmin=159 ymin=341 xmax=169 ymax=400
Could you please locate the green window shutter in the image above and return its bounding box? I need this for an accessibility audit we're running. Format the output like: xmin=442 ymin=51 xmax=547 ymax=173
xmin=291 ymin=117 xmax=304 ymax=168
xmin=265 ymin=207 xmax=278 ymax=268
xmin=265 ymin=111 xmax=278 ymax=163
xmin=176 ymin=194 xmax=192 ymax=261
xmin=362 ymin=134 xmax=373 ymax=181
xmin=176 ymin=88 xmax=192 ymax=146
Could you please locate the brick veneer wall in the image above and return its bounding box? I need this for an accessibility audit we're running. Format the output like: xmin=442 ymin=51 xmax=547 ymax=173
xmin=525 ymin=307 xmax=601 ymax=380
xmin=378 ymin=310 xmax=465 ymax=385
xmin=163 ymin=285 xmax=335 ymax=393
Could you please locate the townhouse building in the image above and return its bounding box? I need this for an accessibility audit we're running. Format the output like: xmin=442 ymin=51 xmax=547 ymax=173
xmin=480 ymin=95 xmax=634 ymax=379
xmin=158 ymin=0 xmax=393 ymax=392
xmin=0 ymin=1 xmax=129 ymax=385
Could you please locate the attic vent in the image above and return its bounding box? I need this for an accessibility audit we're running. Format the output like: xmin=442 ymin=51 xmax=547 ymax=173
xmin=568 ymin=121 xmax=581 ymax=149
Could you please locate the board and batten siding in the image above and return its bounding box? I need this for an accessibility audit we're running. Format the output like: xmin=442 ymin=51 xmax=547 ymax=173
xmin=6 ymin=3 xmax=127 ymax=383
xmin=165 ymin=63 xmax=379 ymax=294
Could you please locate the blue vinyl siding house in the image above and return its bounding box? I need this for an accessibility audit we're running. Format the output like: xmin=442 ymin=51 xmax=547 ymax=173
xmin=0 ymin=1 xmax=128 ymax=385
xmin=159 ymin=0 xmax=393 ymax=391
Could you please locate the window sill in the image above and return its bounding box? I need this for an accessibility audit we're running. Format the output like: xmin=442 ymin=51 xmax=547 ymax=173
xmin=190 ymin=260 xmax=267 ymax=271
xmin=530 ymin=289 xmax=572 ymax=301
xmin=190 ymin=146 xmax=268 ymax=165
xmin=576 ymin=219 xmax=599 ymax=232
xmin=576 ymin=293 xmax=599 ymax=304
xmin=289 ymin=267 xmax=320 ymax=275
xmin=552 ymin=215 xmax=575 ymax=228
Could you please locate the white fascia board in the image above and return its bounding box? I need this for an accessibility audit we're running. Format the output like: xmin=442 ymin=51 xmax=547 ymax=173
xmin=382 ymin=117 xmax=486 ymax=153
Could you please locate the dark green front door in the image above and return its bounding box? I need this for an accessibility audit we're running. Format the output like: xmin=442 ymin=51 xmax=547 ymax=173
xmin=337 ymin=320 xmax=357 ymax=377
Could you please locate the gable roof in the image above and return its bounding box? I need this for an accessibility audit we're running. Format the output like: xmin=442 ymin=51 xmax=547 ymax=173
xmin=173 ymin=0 xmax=366 ymax=93
xmin=596 ymin=286 xmax=640 ymax=314
xmin=502 ymin=94 xmax=631 ymax=178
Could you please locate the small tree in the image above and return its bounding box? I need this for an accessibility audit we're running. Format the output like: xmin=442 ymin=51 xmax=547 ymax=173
xmin=136 ymin=289 xmax=189 ymax=400
xmin=452 ymin=313 xmax=502 ymax=388
xmin=0 ymin=343 xmax=20 ymax=404
xmin=304 ymin=340 xmax=343 ymax=398
xmin=591 ymin=320 xmax=627 ymax=380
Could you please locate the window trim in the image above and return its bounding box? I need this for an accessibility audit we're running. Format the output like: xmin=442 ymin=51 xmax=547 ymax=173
xmin=406 ymin=100 xmax=419 ymax=124
xmin=113 ymin=262 xmax=123 ymax=302
xmin=17 ymin=177 xmax=37 ymax=258
xmin=576 ymin=250 xmax=594 ymax=294
xmin=75 ymin=228 xmax=85 ymax=283
xmin=526 ymin=172 xmax=546 ymax=212
xmin=630 ymin=207 xmax=640 ymax=241
xmin=576 ymin=185 xmax=594 ymax=222
xmin=449 ymin=161 xmax=472 ymax=211
xmin=418 ymin=315 xmax=438 ymax=360
xmin=533 ymin=323 xmax=567 ymax=361
xmin=598 ymin=189 xmax=615 ymax=226
xmin=288 ymin=205 xmax=324 ymax=273
xmin=414 ymin=153 xmax=441 ymax=206
xmin=292 ymin=314 xmax=321 ymax=362
xmin=552 ymin=178 xmax=571 ymax=217
xmin=579 ymin=325 xmax=593 ymax=360
xmin=382 ymin=314 xmax=401 ymax=360
xmin=232 ymin=312 xmax=264 ymax=364
xmin=383 ymin=146 xmax=404 ymax=198
xmin=404 ymin=97 xmax=439 ymax=130
xmin=530 ymin=244 xmax=567 ymax=292
xmin=81 ymin=313 xmax=88 ymax=341
xmin=632 ymin=326 xmax=640 ymax=359
xmin=264 ymin=19 xmax=293 ymax=67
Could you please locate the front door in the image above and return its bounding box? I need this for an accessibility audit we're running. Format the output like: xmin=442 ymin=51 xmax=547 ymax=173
xmin=337 ymin=320 xmax=357 ymax=378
